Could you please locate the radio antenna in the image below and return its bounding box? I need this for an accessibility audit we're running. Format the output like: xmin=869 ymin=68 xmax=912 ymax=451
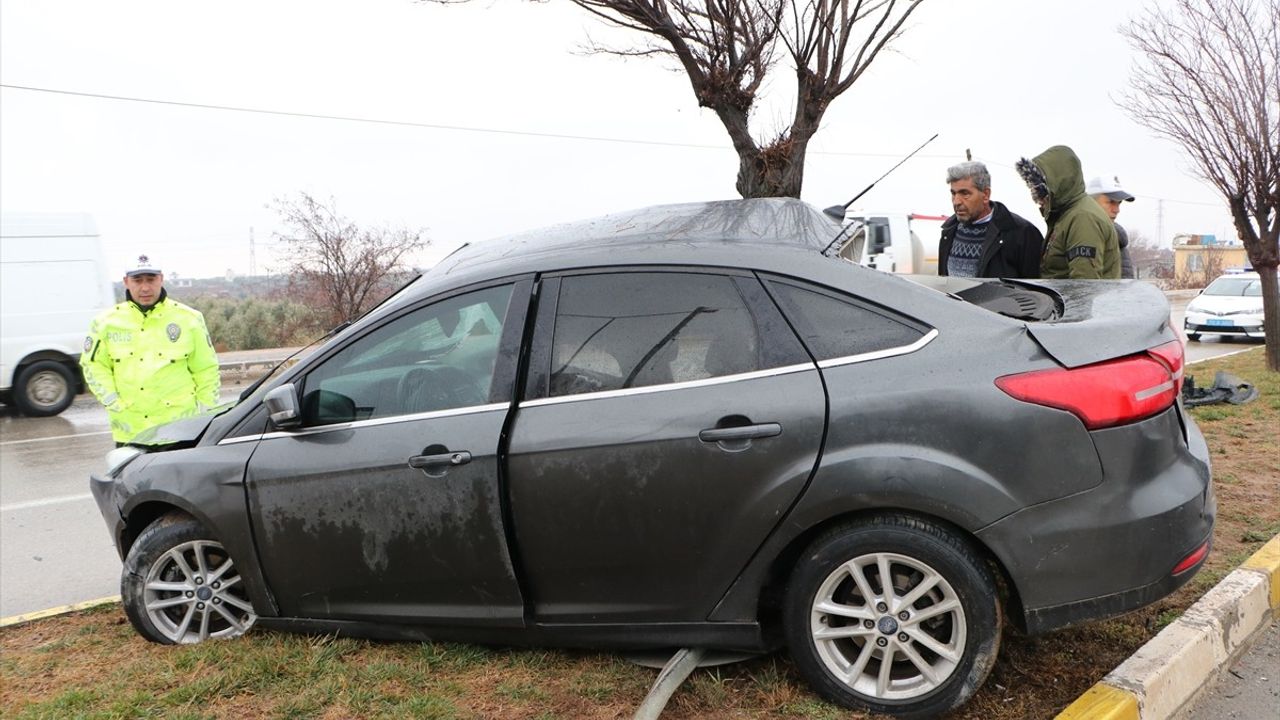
xmin=822 ymin=133 xmax=939 ymax=221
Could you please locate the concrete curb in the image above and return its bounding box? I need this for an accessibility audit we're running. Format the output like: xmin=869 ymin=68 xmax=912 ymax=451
xmin=0 ymin=595 xmax=120 ymax=629
xmin=1056 ymin=534 xmax=1280 ymax=719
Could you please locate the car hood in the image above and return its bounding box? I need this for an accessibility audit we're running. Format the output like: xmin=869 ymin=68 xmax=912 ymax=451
xmin=1020 ymin=280 xmax=1175 ymax=368
xmin=128 ymin=406 xmax=230 ymax=448
xmin=1188 ymin=295 xmax=1263 ymax=313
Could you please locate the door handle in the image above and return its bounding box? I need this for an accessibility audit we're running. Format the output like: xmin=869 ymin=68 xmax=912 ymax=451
xmin=408 ymin=451 xmax=472 ymax=470
xmin=698 ymin=423 xmax=781 ymax=443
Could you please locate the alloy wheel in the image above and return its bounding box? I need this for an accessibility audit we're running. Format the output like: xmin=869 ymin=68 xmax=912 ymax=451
xmin=809 ymin=551 xmax=966 ymax=701
xmin=142 ymin=539 xmax=256 ymax=643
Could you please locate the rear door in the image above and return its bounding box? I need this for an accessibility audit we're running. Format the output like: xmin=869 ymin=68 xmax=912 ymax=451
xmin=243 ymin=280 xmax=530 ymax=625
xmin=506 ymin=269 xmax=826 ymax=623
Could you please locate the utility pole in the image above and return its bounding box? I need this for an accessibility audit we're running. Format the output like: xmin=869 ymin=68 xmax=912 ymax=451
xmin=1157 ymin=199 xmax=1165 ymax=246
xmin=249 ymin=227 xmax=256 ymax=277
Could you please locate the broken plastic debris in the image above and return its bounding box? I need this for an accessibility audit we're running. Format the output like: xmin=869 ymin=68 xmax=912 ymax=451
xmin=1182 ymin=371 xmax=1258 ymax=408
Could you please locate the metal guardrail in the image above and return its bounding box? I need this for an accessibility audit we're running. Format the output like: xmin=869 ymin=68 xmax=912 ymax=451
xmin=217 ymin=357 xmax=288 ymax=374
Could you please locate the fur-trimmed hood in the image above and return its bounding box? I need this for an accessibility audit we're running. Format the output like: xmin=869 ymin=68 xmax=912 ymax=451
xmin=1026 ymin=145 xmax=1088 ymax=220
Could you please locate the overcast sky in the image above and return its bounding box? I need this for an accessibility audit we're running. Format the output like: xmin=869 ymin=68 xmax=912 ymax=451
xmin=1 ymin=0 xmax=1238 ymax=280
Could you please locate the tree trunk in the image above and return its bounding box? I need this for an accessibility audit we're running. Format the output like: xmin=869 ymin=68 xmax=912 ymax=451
xmin=735 ymin=139 xmax=807 ymax=198
xmin=1229 ymin=197 xmax=1280 ymax=371
xmin=1258 ymin=267 xmax=1280 ymax=372
xmin=732 ymin=86 xmax=824 ymax=199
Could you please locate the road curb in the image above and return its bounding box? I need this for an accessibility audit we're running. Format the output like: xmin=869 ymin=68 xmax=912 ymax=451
xmin=1056 ymin=534 xmax=1280 ymax=719
xmin=0 ymin=595 xmax=120 ymax=629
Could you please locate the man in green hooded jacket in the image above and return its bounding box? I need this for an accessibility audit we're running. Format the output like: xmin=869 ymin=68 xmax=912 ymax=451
xmin=81 ymin=254 xmax=220 ymax=444
xmin=1016 ymin=145 xmax=1121 ymax=279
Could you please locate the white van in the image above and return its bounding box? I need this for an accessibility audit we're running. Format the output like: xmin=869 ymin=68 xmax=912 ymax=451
xmin=0 ymin=213 xmax=116 ymax=416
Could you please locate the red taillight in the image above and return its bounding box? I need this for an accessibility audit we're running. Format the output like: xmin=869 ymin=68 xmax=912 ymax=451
xmin=1146 ymin=340 xmax=1185 ymax=398
xmin=996 ymin=343 xmax=1183 ymax=430
xmin=1171 ymin=541 xmax=1209 ymax=575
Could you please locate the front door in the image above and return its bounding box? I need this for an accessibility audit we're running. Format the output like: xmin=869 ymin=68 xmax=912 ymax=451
xmin=244 ymin=282 xmax=527 ymax=624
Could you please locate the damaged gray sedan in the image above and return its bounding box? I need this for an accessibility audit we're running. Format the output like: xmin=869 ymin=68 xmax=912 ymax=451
xmin=91 ymin=198 xmax=1213 ymax=719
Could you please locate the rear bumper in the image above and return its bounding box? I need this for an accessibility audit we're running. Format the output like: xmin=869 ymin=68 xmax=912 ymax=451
xmin=977 ymin=407 xmax=1214 ymax=634
xmin=1019 ymin=529 xmax=1211 ymax=634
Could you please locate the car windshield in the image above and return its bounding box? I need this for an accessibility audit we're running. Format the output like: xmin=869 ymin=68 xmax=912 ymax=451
xmin=1203 ymin=276 xmax=1261 ymax=297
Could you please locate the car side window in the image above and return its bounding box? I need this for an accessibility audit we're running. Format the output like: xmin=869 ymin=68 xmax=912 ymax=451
xmin=299 ymin=284 xmax=513 ymax=425
xmin=549 ymin=272 xmax=769 ymax=397
xmin=766 ymin=280 xmax=926 ymax=361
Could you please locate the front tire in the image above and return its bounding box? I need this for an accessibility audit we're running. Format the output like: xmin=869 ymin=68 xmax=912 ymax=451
xmin=1186 ymin=333 xmax=1201 ymax=342
xmin=122 ymin=513 xmax=257 ymax=644
xmin=13 ymin=360 xmax=75 ymax=416
xmin=783 ymin=514 xmax=1002 ymax=719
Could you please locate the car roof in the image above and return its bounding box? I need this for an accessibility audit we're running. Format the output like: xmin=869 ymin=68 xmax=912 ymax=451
xmin=422 ymin=198 xmax=846 ymax=288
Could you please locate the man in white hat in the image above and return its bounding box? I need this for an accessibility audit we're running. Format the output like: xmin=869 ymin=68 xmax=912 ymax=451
xmin=1086 ymin=175 xmax=1137 ymax=279
xmin=81 ymin=254 xmax=220 ymax=444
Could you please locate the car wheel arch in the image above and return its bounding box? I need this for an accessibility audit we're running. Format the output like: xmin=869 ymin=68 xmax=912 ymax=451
xmin=120 ymin=501 xmax=199 ymax=559
xmin=13 ymin=351 xmax=82 ymax=388
xmin=758 ymin=508 xmax=1025 ymax=633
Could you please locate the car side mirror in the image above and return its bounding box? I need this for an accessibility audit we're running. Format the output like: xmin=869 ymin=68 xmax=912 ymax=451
xmin=301 ymin=389 xmax=357 ymax=425
xmin=264 ymin=384 xmax=302 ymax=429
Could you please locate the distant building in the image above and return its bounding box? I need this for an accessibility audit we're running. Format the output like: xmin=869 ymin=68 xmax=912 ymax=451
xmin=1172 ymin=233 xmax=1249 ymax=283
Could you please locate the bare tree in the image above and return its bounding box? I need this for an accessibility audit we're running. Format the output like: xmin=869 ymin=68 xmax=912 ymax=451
xmin=581 ymin=0 xmax=928 ymax=197
xmin=430 ymin=0 xmax=925 ymax=198
xmin=1120 ymin=0 xmax=1280 ymax=370
xmin=272 ymin=193 xmax=427 ymax=327
xmin=1126 ymin=228 xmax=1174 ymax=280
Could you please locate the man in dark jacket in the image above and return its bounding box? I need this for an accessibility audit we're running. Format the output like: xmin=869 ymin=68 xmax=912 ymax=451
xmin=938 ymin=161 xmax=1045 ymax=278
xmin=1017 ymin=145 xmax=1121 ymax=279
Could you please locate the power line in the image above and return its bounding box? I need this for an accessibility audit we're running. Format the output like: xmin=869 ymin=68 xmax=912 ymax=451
xmin=0 ymin=82 xmax=954 ymax=159
xmin=1 ymin=83 xmax=1237 ymax=209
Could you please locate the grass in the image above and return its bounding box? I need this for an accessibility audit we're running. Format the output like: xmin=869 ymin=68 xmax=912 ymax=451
xmin=3 ymin=347 xmax=1277 ymax=720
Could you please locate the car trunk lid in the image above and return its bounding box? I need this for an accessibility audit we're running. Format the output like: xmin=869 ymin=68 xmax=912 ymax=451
xmin=1020 ymin=280 xmax=1175 ymax=368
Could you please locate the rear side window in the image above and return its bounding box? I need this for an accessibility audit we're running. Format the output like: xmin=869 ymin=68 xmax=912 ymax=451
xmin=549 ymin=272 xmax=798 ymax=397
xmin=767 ymin=280 xmax=927 ymax=361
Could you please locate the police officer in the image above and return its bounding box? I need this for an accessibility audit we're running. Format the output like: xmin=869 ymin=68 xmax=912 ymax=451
xmin=81 ymin=254 xmax=220 ymax=444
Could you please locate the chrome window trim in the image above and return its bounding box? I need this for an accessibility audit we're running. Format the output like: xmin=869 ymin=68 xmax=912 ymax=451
xmin=218 ymin=402 xmax=510 ymax=445
xmin=520 ymin=362 xmax=814 ymax=408
xmin=816 ymin=328 xmax=938 ymax=369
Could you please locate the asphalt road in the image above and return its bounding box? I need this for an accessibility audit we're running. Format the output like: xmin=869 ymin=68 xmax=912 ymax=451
xmin=0 ymin=301 xmax=1263 ymax=619
xmin=1184 ymin=620 xmax=1279 ymax=720
xmin=0 ymin=394 xmax=117 ymax=618
xmin=0 ymin=385 xmax=249 ymax=618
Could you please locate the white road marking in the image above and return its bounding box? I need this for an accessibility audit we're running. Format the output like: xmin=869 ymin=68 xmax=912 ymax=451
xmin=0 ymin=430 xmax=112 ymax=446
xmin=1187 ymin=345 xmax=1259 ymax=365
xmin=1 ymin=493 xmax=94 ymax=512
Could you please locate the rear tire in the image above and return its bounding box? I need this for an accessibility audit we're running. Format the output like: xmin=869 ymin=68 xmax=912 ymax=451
xmin=1186 ymin=333 xmax=1201 ymax=342
xmin=783 ymin=514 xmax=1002 ymax=719
xmin=13 ymin=360 xmax=75 ymax=416
xmin=122 ymin=513 xmax=256 ymax=644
